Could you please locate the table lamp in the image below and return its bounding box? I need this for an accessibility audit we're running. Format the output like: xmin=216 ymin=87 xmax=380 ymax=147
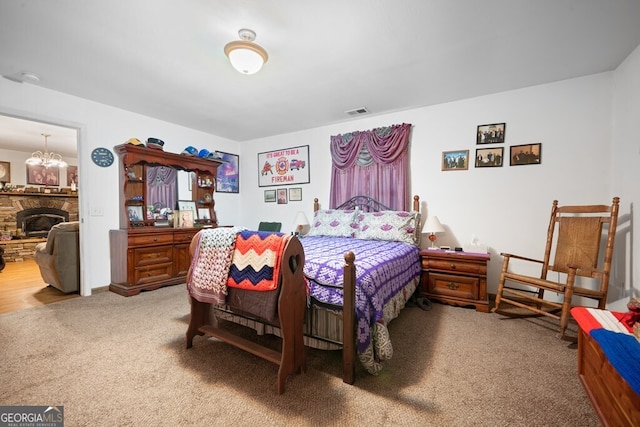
xmin=293 ymin=211 xmax=310 ymax=236
xmin=423 ymin=215 xmax=445 ymax=249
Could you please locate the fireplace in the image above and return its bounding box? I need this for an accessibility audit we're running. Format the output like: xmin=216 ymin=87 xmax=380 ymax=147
xmin=16 ymin=207 xmax=69 ymax=237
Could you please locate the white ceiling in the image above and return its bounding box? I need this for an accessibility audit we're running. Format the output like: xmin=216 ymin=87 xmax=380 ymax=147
xmin=1 ymin=0 xmax=640 ymax=156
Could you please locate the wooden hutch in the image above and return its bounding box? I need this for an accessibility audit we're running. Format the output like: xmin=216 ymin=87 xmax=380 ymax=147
xmin=109 ymin=144 xmax=222 ymax=296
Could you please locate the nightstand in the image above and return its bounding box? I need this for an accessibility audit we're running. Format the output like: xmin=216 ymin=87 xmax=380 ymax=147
xmin=420 ymin=249 xmax=490 ymax=312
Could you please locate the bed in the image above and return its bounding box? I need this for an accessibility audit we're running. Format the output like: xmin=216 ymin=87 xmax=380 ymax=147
xmin=186 ymin=195 xmax=422 ymax=388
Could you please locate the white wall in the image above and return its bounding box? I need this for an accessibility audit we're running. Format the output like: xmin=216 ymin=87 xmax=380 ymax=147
xmin=2 ymin=64 xmax=636 ymax=309
xmin=0 ymin=78 xmax=238 ymax=295
xmin=239 ymin=72 xmax=635 ymax=307
xmin=611 ymin=43 xmax=640 ymax=311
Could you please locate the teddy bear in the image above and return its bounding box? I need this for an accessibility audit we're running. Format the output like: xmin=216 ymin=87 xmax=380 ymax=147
xmin=623 ymin=297 xmax=640 ymax=339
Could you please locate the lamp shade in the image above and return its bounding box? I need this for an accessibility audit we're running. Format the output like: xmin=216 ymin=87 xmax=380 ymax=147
xmin=422 ymin=216 xmax=445 ymax=234
xmin=224 ymin=29 xmax=268 ymax=75
xmin=294 ymin=211 xmax=310 ymax=228
xmin=293 ymin=211 xmax=310 ymax=235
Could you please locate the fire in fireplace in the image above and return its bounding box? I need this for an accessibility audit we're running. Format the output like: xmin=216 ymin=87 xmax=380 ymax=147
xmin=16 ymin=207 xmax=69 ymax=237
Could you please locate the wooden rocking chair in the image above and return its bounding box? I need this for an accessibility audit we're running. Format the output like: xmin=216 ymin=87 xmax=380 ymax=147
xmin=493 ymin=197 xmax=620 ymax=340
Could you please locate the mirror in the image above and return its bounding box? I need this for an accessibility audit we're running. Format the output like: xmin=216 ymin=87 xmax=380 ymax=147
xmin=146 ymin=166 xmax=177 ymax=213
xmin=145 ymin=168 xmax=194 ymax=219
xmin=177 ymin=170 xmax=193 ymax=201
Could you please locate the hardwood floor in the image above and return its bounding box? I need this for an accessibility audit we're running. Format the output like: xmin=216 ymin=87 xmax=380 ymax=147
xmin=0 ymin=259 xmax=79 ymax=315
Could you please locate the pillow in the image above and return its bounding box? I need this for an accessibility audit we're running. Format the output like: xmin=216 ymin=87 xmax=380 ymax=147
xmin=307 ymin=209 xmax=358 ymax=237
xmin=355 ymin=210 xmax=421 ymax=245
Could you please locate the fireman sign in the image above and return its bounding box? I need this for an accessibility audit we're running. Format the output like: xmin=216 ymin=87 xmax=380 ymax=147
xmin=258 ymin=145 xmax=310 ymax=187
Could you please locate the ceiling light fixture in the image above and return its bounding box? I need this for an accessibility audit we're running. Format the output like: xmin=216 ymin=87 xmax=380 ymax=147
xmin=2 ymin=71 xmax=41 ymax=84
xmin=25 ymin=133 xmax=67 ymax=168
xmin=224 ymin=29 xmax=269 ymax=75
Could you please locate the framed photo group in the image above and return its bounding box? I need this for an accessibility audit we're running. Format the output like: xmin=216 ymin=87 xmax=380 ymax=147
xmin=442 ymin=122 xmax=541 ymax=171
xmin=264 ymin=187 xmax=302 ymax=203
xmin=0 ymin=161 xmax=79 ymax=188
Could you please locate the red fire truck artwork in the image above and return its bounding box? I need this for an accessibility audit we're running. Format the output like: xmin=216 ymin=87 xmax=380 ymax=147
xmin=290 ymin=159 xmax=306 ymax=170
xmin=261 ymin=161 xmax=273 ymax=175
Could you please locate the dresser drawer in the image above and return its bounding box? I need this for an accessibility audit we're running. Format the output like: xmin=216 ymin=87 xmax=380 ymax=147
xmin=128 ymin=233 xmax=173 ymax=247
xmin=426 ymin=258 xmax=484 ymax=275
xmin=132 ymin=245 xmax=173 ymax=267
xmin=427 ymin=273 xmax=478 ymax=300
xmin=133 ymin=263 xmax=173 ymax=286
xmin=173 ymin=230 xmax=198 ymax=244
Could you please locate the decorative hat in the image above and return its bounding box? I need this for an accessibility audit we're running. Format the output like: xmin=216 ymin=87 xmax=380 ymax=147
xmin=181 ymin=146 xmax=198 ymax=156
xmin=198 ymin=148 xmax=211 ymax=158
xmin=125 ymin=138 xmax=144 ymax=146
xmin=146 ymin=137 xmax=164 ymax=150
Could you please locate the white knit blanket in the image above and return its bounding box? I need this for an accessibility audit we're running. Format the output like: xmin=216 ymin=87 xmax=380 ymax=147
xmin=187 ymin=227 xmax=245 ymax=304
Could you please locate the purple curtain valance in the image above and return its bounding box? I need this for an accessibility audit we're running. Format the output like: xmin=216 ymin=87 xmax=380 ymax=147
xmin=330 ymin=123 xmax=411 ymax=170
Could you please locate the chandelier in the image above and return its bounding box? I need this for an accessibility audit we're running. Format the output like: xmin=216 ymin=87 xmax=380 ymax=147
xmin=25 ymin=133 xmax=68 ymax=168
xmin=224 ymin=29 xmax=269 ymax=75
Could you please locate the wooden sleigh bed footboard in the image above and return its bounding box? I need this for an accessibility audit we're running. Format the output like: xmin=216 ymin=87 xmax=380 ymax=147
xmin=184 ymin=232 xmax=360 ymax=389
xmin=186 ymin=232 xmax=308 ymax=395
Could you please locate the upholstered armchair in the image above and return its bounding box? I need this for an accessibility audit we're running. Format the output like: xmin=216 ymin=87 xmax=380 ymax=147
xmin=34 ymin=221 xmax=80 ymax=293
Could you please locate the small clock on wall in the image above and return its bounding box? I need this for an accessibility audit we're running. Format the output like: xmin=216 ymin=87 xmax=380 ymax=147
xmin=91 ymin=147 xmax=114 ymax=167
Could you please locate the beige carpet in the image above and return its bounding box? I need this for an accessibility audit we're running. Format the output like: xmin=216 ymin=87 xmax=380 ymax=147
xmin=0 ymin=284 xmax=599 ymax=426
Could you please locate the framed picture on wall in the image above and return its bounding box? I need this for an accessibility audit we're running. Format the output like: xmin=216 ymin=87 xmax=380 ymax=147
xmin=475 ymin=147 xmax=504 ymax=168
xmin=510 ymin=143 xmax=542 ymax=166
xmin=477 ymin=122 xmax=506 ymax=144
xmin=277 ymin=188 xmax=288 ymax=204
xmin=264 ymin=189 xmax=276 ymax=203
xmin=67 ymin=165 xmax=78 ymax=187
xmin=0 ymin=161 xmax=10 ymax=182
xmin=289 ymin=187 xmax=302 ymax=201
xmin=258 ymin=145 xmax=310 ymax=187
xmin=441 ymin=150 xmax=469 ymax=171
xmin=26 ymin=164 xmax=59 ymax=186
xmin=215 ymin=151 xmax=239 ymax=193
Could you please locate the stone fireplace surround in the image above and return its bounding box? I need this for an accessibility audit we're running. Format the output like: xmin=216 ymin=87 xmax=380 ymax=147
xmin=0 ymin=192 xmax=79 ymax=262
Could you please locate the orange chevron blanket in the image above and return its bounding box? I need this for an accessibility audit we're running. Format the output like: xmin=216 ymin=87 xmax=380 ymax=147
xmin=227 ymin=230 xmax=292 ymax=291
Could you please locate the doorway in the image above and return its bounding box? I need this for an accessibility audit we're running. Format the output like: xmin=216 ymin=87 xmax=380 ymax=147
xmin=0 ymin=113 xmax=82 ymax=306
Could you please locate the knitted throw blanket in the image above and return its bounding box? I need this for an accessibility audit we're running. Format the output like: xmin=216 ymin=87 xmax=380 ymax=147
xmin=187 ymin=227 xmax=244 ymax=304
xmin=227 ymin=230 xmax=291 ymax=291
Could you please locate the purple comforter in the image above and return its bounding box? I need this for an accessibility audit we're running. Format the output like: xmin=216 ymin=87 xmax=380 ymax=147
xmin=300 ymin=236 xmax=421 ymax=354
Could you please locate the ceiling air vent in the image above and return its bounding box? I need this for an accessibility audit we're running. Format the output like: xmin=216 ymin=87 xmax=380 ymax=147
xmin=344 ymin=107 xmax=369 ymax=116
